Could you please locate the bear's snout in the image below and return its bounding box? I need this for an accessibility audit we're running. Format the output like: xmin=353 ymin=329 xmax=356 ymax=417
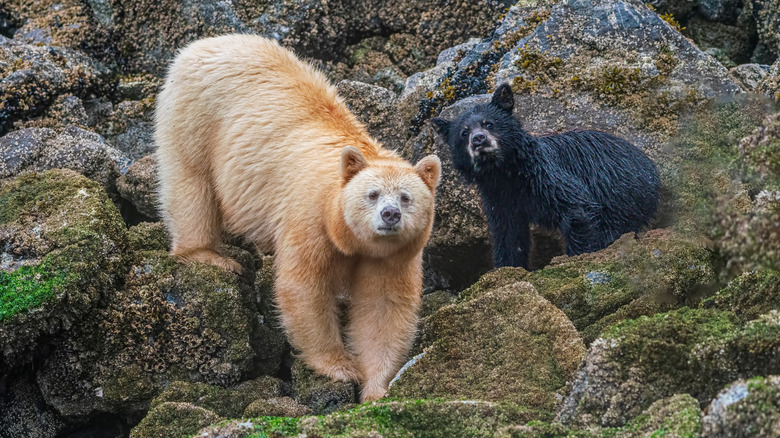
xmin=471 ymin=132 xmax=487 ymax=148
xmin=381 ymin=206 xmax=401 ymax=226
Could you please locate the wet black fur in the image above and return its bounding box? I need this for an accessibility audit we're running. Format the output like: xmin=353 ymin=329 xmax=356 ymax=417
xmin=431 ymin=83 xmax=661 ymax=269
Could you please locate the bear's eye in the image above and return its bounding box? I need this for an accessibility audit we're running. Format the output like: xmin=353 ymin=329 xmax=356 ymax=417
xmin=460 ymin=129 xmax=469 ymax=137
xmin=368 ymin=190 xmax=379 ymax=201
xmin=400 ymin=193 xmax=411 ymax=204
xmin=484 ymin=121 xmax=493 ymax=129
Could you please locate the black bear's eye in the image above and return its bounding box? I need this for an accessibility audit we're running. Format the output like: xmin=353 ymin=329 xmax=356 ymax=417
xmin=368 ymin=190 xmax=379 ymax=201
xmin=461 ymin=129 xmax=469 ymax=137
xmin=484 ymin=121 xmax=493 ymax=129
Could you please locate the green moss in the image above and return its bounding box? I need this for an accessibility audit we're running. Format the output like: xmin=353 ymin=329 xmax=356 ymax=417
xmin=521 ymin=231 xmax=717 ymax=343
xmin=0 ymin=262 xmax=71 ymax=321
xmin=244 ymin=399 xmax=538 ymax=438
xmin=700 ymin=269 xmax=780 ymax=322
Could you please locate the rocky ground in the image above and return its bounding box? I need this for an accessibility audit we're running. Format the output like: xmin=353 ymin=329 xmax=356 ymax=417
xmin=1 ymin=0 xmax=779 ymax=437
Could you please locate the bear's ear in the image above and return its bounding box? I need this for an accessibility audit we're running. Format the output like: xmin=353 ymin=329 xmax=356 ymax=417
xmin=491 ymin=83 xmax=514 ymax=113
xmin=430 ymin=118 xmax=450 ymax=137
xmin=340 ymin=146 xmax=368 ymax=184
xmin=415 ymin=155 xmax=442 ymax=192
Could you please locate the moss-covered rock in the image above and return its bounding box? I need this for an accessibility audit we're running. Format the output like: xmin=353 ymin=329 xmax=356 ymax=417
xmin=701 ymin=269 xmax=780 ymax=322
xmin=127 ymin=221 xmax=169 ymax=253
xmin=701 ymin=375 xmax=780 ymax=437
xmin=521 ymin=229 xmax=718 ymax=343
xmin=130 ymin=401 xmax=222 ymax=438
xmin=0 ymin=169 xmax=127 ymax=369
xmin=389 ymin=281 xmax=585 ymax=420
xmin=559 ymin=307 xmax=780 ymax=427
xmin=291 ymin=359 xmax=357 ymax=415
xmin=34 ymin=249 xmax=284 ymax=418
xmin=150 ymin=377 xmax=286 ymax=418
xmin=198 ymin=399 xmax=539 ymax=438
xmin=243 ymin=397 xmax=312 ymax=418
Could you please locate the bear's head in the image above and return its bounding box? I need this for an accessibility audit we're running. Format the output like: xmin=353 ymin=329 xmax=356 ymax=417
xmin=338 ymin=146 xmax=441 ymax=257
xmin=430 ymin=83 xmax=528 ymax=180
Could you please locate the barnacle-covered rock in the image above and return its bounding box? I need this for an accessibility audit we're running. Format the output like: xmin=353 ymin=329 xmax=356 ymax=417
xmin=0 ymin=169 xmax=126 ymax=369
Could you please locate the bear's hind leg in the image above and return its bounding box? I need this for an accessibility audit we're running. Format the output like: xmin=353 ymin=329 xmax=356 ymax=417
xmin=157 ymin=150 xmax=241 ymax=273
xmin=348 ymin=260 xmax=421 ymax=402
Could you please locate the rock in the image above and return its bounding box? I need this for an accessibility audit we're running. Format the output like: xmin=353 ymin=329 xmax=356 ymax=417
xmin=0 ymin=170 xmax=127 ymax=369
xmin=701 ymin=375 xmax=780 ymax=437
xmin=749 ymin=0 xmax=780 ymax=60
xmin=336 ymin=80 xmax=407 ymax=152
xmin=290 ymin=359 xmax=356 ymax=415
xmin=558 ymin=307 xmax=780 ymax=427
xmin=197 ymin=399 xmax=537 ymax=438
xmin=149 ymin=377 xmax=286 ymax=417
xmin=758 ymin=59 xmax=780 ymax=101
xmin=243 ymin=397 xmax=312 ymax=417
xmin=730 ymin=63 xmax=770 ymax=91
xmin=0 ymin=372 xmax=66 ymax=438
xmin=127 ymin=221 xmax=169 ymax=253
xmin=34 ymin=248 xmax=284 ymax=418
xmin=130 ymin=402 xmax=222 ymax=438
xmin=0 ymin=36 xmax=114 ymax=135
xmin=0 ymin=126 xmax=124 ymax=196
xmin=701 ymin=269 xmax=780 ymax=323
xmin=109 ymin=0 xmax=507 ymax=77
xmin=388 ymin=281 xmax=585 ymax=420
xmin=525 ymin=229 xmax=718 ymax=343
xmin=686 ymin=16 xmax=756 ymax=66
xmin=93 ymin=97 xmax=157 ymax=163
xmin=116 ymin=155 xmax=159 ymax=219
xmin=419 ymin=289 xmax=457 ymax=319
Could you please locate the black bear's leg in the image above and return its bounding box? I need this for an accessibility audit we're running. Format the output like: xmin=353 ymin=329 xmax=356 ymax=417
xmin=488 ymin=215 xmax=531 ymax=269
xmin=561 ymin=214 xmax=600 ymax=256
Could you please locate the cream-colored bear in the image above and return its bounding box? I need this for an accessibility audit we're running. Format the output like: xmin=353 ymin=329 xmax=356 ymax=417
xmin=155 ymin=34 xmax=441 ymax=401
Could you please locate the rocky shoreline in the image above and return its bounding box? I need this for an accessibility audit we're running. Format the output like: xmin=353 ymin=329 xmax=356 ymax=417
xmin=2 ymin=0 xmax=779 ymax=436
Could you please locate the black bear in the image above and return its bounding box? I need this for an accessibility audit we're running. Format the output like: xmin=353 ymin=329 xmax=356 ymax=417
xmin=431 ymin=83 xmax=660 ymax=269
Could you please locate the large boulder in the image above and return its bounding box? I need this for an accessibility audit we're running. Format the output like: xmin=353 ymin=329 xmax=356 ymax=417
xmin=34 ymin=249 xmax=286 ymax=418
xmin=388 ymin=280 xmax=585 ymax=420
xmin=0 ymin=126 xmax=124 ymax=196
xmin=0 ymin=169 xmax=127 ymax=369
xmin=558 ymin=305 xmax=780 ymax=427
xmin=749 ymin=0 xmax=780 ymax=60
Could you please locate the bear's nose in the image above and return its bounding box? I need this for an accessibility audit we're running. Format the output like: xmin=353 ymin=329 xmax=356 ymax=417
xmin=471 ymin=132 xmax=487 ymax=146
xmin=381 ymin=206 xmax=401 ymax=226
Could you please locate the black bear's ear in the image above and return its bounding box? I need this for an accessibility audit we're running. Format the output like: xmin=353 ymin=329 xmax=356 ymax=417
xmin=491 ymin=83 xmax=515 ymax=113
xmin=430 ymin=118 xmax=450 ymax=136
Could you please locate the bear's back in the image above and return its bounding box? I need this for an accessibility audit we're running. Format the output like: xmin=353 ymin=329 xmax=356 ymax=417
xmin=155 ymin=34 xmax=393 ymax=248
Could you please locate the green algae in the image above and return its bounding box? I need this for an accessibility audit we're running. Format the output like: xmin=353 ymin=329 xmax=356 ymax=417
xmin=0 ymin=262 xmax=70 ymax=321
xmin=130 ymin=401 xmax=222 ymax=438
xmin=700 ymin=269 xmax=780 ymax=322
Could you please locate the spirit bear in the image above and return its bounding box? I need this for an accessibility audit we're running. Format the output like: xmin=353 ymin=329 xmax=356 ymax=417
xmin=155 ymin=34 xmax=441 ymax=402
xmin=432 ymin=83 xmax=660 ymax=269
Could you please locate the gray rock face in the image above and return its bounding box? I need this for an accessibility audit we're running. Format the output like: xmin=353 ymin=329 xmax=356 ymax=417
xmin=290 ymin=359 xmax=356 ymax=415
xmin=749 ymin=0 xmax=780 ymax=60
xmin=701 ymin=375 xmax=780 ymax=437
xmin=730 ymin=63 xmax=770 ymax=91
xmin=0 ymin=36 xmax=113 ymax=135
xmin=337 ymin=80 xmax=407 ymax=152
xmin=0 ymin=126 xmax=124 ymax=196
xmin=117 ymin=155 xmax=159 ymax=219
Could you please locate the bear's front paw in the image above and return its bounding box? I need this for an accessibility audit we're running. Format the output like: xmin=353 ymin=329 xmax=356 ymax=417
xmin=323 ymin=361 xmax=360 ymax=383
xmin=360 ymin=383 xmax=388 ymax=403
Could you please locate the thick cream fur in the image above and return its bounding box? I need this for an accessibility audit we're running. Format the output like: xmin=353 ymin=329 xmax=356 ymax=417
xmin=155 ymin=34 xmax=440 ymax=402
